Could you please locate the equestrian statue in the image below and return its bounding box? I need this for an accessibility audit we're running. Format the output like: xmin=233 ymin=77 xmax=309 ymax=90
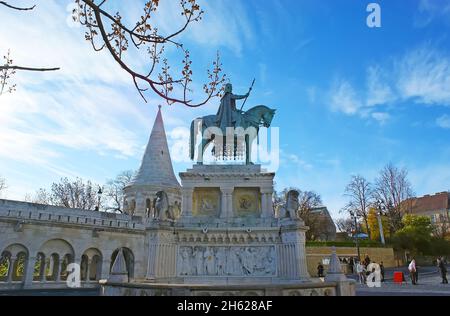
xmin=190 ymin=82 xmax=276 ymax=165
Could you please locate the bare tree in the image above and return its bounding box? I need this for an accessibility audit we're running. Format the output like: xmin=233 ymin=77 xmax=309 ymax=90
xmin=343 ymin=175 xmax=373 ymax=239
xmin=74 ymin=0 xmax=226 ymax=106
xmin=373 ymin=163 xmax=414 ymax=237
xmin=0 ymin=176 xmax=6 ymax=196
xmin=31 ymin=177 xmax=101 ymax=210
xmin=0 ymin=3 xmax=59 ymax=96
xmin=104 ymin=170 xmax=135 ymax=213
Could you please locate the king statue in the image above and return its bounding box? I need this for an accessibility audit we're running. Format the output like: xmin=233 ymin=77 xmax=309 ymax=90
xmin=215 ymin=83 xmax=250 ymax=131
xmin=190 ymin=81 xmax=276 ymax=165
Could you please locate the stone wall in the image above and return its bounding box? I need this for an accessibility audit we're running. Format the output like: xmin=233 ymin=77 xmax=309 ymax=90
xmin=100 ymin=280 xmax=352 ymax=296
xmin=306 ymin=246 xmax=396 ymax=276
xmin=0 ymin=199 xmax=146 ymax=290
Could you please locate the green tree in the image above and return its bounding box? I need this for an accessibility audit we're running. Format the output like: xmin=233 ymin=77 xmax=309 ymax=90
xmin=393 ymin=215 xmax=432 ymax=254
xmin=366 ymin=207 xmax=389 ymax=242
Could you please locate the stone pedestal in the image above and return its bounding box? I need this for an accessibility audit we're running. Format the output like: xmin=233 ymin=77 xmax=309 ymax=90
xmin=142 ymin=164 xmax=310 ymax=285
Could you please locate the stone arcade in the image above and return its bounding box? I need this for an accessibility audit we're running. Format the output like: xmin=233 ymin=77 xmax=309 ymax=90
xmin=0 ymin=105 xmax=355 ymax=296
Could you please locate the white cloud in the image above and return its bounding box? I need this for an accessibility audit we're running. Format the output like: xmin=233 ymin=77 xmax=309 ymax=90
xmin=329 ymin=80 xmax=362 ymax=115
xmin=128 ymin=0 xmax=253 ymax=56
xmin=327 ymin=45 xmax=450 ymax=123
xmin=371 ymin=112 xmax=391 ymax=124
xmin=366 ymin=66 xmax=396 ymax=107
xmin=396 ymin=47 xmax=450 ymax=106
xmin=436 ymin=114 xmax=450 ymax=129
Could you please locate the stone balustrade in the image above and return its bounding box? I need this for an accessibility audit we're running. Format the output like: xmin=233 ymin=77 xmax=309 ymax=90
xmin=0 ymin=199 xmax=145 ymax=231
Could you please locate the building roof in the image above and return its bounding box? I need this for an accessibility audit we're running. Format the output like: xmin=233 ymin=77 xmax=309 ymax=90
xmin=410 ymin=192 xmax=450 ymax=214
xmin=129 ymin=106 xmax=180 ymax=188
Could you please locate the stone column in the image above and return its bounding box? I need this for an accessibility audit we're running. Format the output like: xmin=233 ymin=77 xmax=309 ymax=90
xmin=182 ymin=188 xmax=194 ymax=217
xmin=55 ymin=259 xmax=63 ymax=282
xmin=220 ymin=188 xmax=234 ymax=218
xmin=24 ymin=256 xmax=37 ymax=288
xmin=39 ymin=258 xmax=46 ymax=282
xmin=261 ymin=188 xmax=274 ymax=218
xmin=86 ymin=258 xmax=92 ymax=282
xmin=6 ymin=256 xmax=17 ymax=283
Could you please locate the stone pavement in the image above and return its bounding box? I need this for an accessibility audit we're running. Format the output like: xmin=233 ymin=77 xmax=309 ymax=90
xmin=353 ymin=266 xmax=450 ymax=296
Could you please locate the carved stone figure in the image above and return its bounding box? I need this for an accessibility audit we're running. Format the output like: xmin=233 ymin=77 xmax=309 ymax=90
xmin=278 ymin=190 xmax=300 ymax=219
xmin=180 ymin=248 xmax=191 ymax=276
xmin=216 ymin=247 xmax=226 ymax=276
xmin=193 ymin=247 xmax=204 ymax=275
xmin=153 ymin=191 xmax=175 ymax=220
xmin=204 ymin=247 xmax=216 ymax=276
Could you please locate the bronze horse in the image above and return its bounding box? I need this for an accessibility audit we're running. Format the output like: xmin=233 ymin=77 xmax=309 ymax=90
xmin=190 ymin=105 xmax=276 ymax=165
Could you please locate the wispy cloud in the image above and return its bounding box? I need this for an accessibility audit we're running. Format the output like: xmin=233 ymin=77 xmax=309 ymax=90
xmin=436 ymin=114 xmax=450 ymax=129
xmin=396 ymin=46 xmax=450 ymax=106
xmin=366 ymin=66 xmax=396 ymax=107
xmin=415 ymin=0 xmax=450 ymax=28
xmin=329 ymin=80 xmax=361 ymax=115
xmin=327 ymin=44 xmax=450 ymax=123
xmin=371 ymin=112 xmax=391 ymax=124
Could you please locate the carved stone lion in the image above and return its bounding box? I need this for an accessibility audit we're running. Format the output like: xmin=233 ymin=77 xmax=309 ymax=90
xmin=278 ymin=190 xmax=299 ymax=219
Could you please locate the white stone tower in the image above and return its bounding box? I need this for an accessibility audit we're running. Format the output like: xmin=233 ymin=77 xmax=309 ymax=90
xmin=123 ymin=106 xmax=181 ymax=218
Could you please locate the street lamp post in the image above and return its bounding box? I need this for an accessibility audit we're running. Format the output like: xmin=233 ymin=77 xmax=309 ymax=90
xmin=97 ymin=187 xmax=103 ymax=211
xmin=376 ymin=200 xmax=386 ymax=245
xmin=350 ymin=211 xmax=361 ymax=261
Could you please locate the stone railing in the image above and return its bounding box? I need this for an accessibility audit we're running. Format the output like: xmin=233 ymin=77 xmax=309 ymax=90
xmin=0 ymin=199 xmax=145 ymax=231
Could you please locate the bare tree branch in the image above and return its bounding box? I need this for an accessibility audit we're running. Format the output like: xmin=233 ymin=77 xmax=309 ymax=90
xmin=0 ymin=65 xmax=60 ymax=72
xmin=343 ymin=175 xmax=373 ymax=239
xmin=0 ymin=1 xmax=35 ymax=11
xmin=74 ymin=0 xmax=226 ymax=107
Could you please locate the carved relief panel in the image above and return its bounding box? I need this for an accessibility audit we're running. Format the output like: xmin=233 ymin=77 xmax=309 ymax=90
xmin=233 ymin=188 xmax=261 ymax=217
xmin=177 ymin=246 xmax=276 ymax=277
xmin=192 ymin=188 xmax=221 ymax=217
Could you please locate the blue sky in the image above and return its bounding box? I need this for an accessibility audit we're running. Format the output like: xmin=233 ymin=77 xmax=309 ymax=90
xmin=1 ymin=0 xmax=450 ymax=220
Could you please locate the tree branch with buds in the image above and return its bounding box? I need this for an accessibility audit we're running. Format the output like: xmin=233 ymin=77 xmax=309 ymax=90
xmin=74 ymin=0 xmax=226 ymax=107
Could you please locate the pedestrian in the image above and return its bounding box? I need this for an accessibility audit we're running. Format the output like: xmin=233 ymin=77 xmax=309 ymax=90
xmin=380 ymin=261 xmax=385 ymax=282
xmin=364 ymin=254 xmax=371 ymax=268
xmin=438 ymin=256 xmax=448 ymax=284
xmin=348 ymin=257 xmax=354 ymax=274
xmin=408 ymin=258 xmax=417 ymax=285
xmin=317 ymin=262 xmax=324 ymax=278
xmin=356 ymin=260 xmax=366 ymax=284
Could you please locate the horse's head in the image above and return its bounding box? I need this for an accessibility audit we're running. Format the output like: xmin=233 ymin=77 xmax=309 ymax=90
xmin=262 ymin=108 xmax=276 ymax=128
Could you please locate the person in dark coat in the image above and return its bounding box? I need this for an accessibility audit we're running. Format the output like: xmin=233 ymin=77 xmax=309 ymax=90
xmin=348 ymin=257 xmax=354 ymax=274
xmin=380 ymin=261 xmax=385 ymax=282
xmin=317 ymin=262 xmax=324 ymax=278
xmin=439 ymin=257 xmax=448 ymax=284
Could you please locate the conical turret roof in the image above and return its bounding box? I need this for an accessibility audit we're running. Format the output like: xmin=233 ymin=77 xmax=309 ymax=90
xmin=130 ymin=106 xmax=180 ymax=188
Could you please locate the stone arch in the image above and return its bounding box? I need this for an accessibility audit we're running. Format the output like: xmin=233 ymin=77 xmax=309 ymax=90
xmin=60 ymin=253 xmax=74 ymax=281
xmin=80 ymin=254 xmax=89 ymax=281
xmin=0 ymin=244 xmax=29 ymax=283
xmin=33 ymin=252 xmax=46 ymax=282
xmin=46 ymin=253 xmax=60 ymax=281
xmin=38 ymin=239 xmax=74 ymax=282
xmin=110 ymin=247 xmax=134 ymax=280
xmin=81 ymin=248 xmax=103 ymax=281
xmin=146 ymin=198 xmax=152 ymax=217
xmin=0 ymin=251 xmax=11 ymax=282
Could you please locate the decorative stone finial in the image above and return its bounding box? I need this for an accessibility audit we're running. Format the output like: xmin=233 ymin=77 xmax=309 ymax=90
xmin=108 ymin=249 xmax=129 ymax=283
xmin=325 ymin=246 xmax=347 ymax=282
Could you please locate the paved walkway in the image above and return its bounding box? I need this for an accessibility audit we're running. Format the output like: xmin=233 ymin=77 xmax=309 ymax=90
xmin=353 ymin=266 xmax=450 ymax=296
